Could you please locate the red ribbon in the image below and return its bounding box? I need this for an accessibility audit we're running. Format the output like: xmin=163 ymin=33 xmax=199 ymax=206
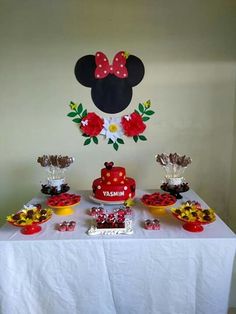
xmin=95 ymin=51 xmax=128 ymax=79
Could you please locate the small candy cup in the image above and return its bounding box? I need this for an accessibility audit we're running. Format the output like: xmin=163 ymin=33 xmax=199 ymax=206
xmin=58 ymin=224 xmax=67 ymax=232
xmin=67 ymin=223 xmax=76 ymax=231
xmin=89 ymin=207 xmax=98 ymax=216
xmin=125 ymin=207 xmax=132 ymax=215
xmin=144 ymin=219 xmax=153 ymax=230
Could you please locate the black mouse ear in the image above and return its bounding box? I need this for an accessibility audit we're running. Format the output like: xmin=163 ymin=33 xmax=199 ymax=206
xmin=126 ymin=55 xmax=145 ymax=87
xmin=74 ymin=55 xmax=96 ymax=87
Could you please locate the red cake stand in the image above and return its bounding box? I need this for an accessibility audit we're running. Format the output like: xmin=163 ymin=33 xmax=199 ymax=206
xmin=8 ymin=217 xmax=51 ymax=235
xmin=172 ymin=213 xmax=216 ymax=232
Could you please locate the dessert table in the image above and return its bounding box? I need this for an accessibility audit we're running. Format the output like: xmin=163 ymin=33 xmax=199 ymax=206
xmin=0 ymin=189 xmax=235 ymax=314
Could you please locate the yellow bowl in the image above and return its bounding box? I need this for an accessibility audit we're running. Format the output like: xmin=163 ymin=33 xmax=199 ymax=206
xmin=48 ymin=202 xmax=80 ymax=216
xmin=146 ymin=205 xmax=169 ymax=216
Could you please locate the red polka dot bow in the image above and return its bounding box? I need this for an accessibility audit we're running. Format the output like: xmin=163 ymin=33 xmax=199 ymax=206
xmin=95 ymin=51 xmax=128 ymax=79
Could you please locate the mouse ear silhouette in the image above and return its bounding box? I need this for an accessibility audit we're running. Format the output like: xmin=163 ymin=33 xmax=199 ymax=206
xmin=126 ymin=55 xmax=145 ymax=87
xmin=74 ymin=52 xmax=145 ymax=114
xmin=74 ymin=55 xmax=96 ymax=87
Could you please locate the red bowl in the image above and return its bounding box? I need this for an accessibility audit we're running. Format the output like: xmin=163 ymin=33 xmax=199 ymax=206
xmin=141 ymin=192 xmax=176 ymax=207
xmin=47 ymin=193 xmax=81 ymax=207
xmin=8 ymin=215 xmax=52 ymax=235
xmin=172 ymin=213 xmax=216 ymax=232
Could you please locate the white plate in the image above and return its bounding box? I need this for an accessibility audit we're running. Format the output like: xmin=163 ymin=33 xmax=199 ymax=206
xmin=89 ymin=195 xmax=126 ymax=205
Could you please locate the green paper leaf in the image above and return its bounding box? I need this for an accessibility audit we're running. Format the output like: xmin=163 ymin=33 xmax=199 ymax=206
xmin=117 ymin=138 xmax=124 ymax=144
xmin=77 ymin=103 xmax=83 ymax=115
xmin=82 ymin=109 xmax=87 ymax=118
xmin=84 ymin=138 xmax=91 ymax=146
xmin=138 ymin=103 xmax=144 ymax=113
xmin=145 ymin=110 xmax=155 ymax=116
xmin=67 ymin=112 xmax=77 ymax=117
xmin=139 ymin=135 xmax=147 ymax=141
xmin=133 ymin=136 xmax=138 ymax=143
xmin=108 ymin=139 xmax=114 ymax=144
xmin=82 ymin=133 xmax=90 ymax=137
xmin=72 ymin=118 xmax=81 ymax=123
xmin=113 ymin=142 xmax=119 ymax=151
xmin=142 ymin=116 xmax=150 ymax=122
xmin=134 ymin=109 xmax=140 ymax=115
xmin=93 ymin=137 xmax=98 ymax=144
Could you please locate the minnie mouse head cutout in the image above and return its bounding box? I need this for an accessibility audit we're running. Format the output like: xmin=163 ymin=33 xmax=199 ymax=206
xmin=67 ymin=51 xmax=155 ymax=150
xmin=74 ymin=51 xmax=144 ymax=114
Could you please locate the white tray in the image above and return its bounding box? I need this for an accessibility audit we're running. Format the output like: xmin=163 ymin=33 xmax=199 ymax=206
xmin=87 ymin=219 xmax=133 ymax=236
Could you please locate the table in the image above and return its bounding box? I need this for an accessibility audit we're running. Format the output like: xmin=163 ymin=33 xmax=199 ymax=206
xmin=0 ymin=189 xmax=235 ymax=314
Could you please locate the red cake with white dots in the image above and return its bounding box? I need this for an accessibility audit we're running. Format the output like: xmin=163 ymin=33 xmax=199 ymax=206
xmin=92 ymin=162 xmax=136 ymax=202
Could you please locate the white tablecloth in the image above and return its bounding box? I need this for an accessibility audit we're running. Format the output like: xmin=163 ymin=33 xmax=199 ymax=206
xmin=0 ymin=189 xmax=235 ymax=314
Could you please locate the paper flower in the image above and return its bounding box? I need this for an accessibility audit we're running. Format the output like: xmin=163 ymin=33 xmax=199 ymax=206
xmin=67 ymin=100 xmax=155 ymax=150
xmin=121 ymin=112 xmax=146 ymax=136
xmin=101 ymin=117 xmax=124 ymax=142
xmin=80 ymin=112 xmax=104 ymax=137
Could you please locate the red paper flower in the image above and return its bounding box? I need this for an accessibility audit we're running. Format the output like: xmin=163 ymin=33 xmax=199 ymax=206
xmin=81 ymin=112 xmax=104 ymax=137
xmin=121 ymin=112 xmax=146 ymax=136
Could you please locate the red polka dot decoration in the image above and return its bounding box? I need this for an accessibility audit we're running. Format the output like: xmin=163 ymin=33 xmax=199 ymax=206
xmin=74 ymin=51 xmax=145 ymax=114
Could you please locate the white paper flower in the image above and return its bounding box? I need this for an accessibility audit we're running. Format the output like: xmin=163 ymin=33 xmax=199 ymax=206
xmin=101 ymin=117 xmax=124 ymax=142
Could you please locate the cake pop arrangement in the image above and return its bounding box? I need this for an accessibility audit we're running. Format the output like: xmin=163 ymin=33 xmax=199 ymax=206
xmin=37 ymin=155 xmax=74 ymax=195
xmin=87 ymin=203 xmax=134 ymax=235
xmin=88 ymin=205 xmax=133 ymax=217
xmin=156 ymin=153 xmax=192 ymax=199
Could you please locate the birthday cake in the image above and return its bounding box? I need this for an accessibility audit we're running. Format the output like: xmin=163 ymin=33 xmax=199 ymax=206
xmin=92 ymin=162 xmax=136 ymax=202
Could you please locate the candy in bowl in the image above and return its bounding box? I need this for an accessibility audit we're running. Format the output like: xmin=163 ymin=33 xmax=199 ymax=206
xmin=171 ymin=202 xmax=216 ymax=232
xmin=141 ymin=192 xmax=176 ymax=215
xmin=47 ymin=193 xmax=81 ymax=215
xmin=7 ymin=207 xmax=53 ymax=235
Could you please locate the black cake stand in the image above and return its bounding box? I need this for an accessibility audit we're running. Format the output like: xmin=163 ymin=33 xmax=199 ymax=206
xmin=161 ymin=183 xmax=189 ymax=199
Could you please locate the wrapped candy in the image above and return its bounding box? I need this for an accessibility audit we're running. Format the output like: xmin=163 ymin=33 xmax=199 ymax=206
xmin=144 ymin=219 xmax=160 ymax=230
xmin=58 ymin=222 xmax=67 ymax=232
xmin=67 ymin=221 xmax=76 ymax=231
xmin=89 ymin=206 xmax=105 ymax=217
xmin=58 ymin=221 xmax=76 ymax=232
xmin=89 ymin=207 xmax=99 ymax=217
